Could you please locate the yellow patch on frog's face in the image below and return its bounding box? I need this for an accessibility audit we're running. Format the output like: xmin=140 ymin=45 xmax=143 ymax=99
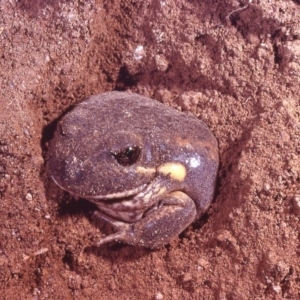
xmin=157 ymin=162 xmax=187 ymax=182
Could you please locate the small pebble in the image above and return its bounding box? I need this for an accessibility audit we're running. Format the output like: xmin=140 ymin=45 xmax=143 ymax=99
xmin=292 ymin=195 xmax=300 ymax=215
xmin=272 ymin=284 xmax=281 ymax=294
xmin=34 ymin=248 xmax=49 ymax=256
xmin=45 ymin=214 xmax=51 ymax=219
xmin=155 ymin=292 xmax=164 ymax=300
xmin=23 ymin=127 xmax=30 ymax=138
xmin=133 ymin=45 xmax=145 ymax=60
xmin=32 ymin=288 xmax=41 ymax=296
xmin=25 ymin=193 xmax=33 ymax=201
xmin=154 ymin=54 xmax=169 ymax=72
xmin=263 ymin=183 xmax=271 ymax=192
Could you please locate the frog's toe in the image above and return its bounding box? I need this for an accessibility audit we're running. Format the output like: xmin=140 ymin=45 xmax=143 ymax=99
xmin=93 ymin=210 xmax=134 ymax=246
xmin=96 ymin=231 xmax=128 ymax=246
xmin=93 ymin=210 xmax=130 ymax=230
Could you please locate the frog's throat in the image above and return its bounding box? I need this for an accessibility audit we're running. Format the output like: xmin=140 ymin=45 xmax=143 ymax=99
xmin=51 ymin=175 xmax=148 ymax=200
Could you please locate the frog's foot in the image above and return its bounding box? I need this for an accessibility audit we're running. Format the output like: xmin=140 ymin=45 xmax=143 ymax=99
xmin=93 ymin=210 xmax=132 ymax=245
xmin=94 ymin=191 xmax=197 ymax=249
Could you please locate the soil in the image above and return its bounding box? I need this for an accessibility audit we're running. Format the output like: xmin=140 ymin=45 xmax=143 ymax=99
xmin=1 ymin=0 xmax=300 ymax=299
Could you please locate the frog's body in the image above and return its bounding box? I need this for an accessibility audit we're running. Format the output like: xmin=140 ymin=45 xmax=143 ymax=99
xmin=48 ymin=92 xmax=219 ymax=248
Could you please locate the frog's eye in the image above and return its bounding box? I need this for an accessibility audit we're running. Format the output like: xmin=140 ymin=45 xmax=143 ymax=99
xmin=110 ymin=146 xmax=141 ymax=166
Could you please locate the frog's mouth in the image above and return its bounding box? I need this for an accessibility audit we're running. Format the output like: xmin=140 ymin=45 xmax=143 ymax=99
xmin=84 ymin=184 xmax=148 ymax=200
xmin=51 ymin=175 xmax=149 ymax=200
xmin=85 ymin=183 xmax=155 ymax=224
xmin=86 ymin=177 xmax=168 ymax=223
xmin=51 ymin=161 xmax=186 ymax=208
xmin=51 ymin=172 xmax=176 ymax=223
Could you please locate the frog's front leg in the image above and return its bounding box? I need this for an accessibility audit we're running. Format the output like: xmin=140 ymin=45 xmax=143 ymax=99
xmin=95 ymin=191 xmax=197 ymax=249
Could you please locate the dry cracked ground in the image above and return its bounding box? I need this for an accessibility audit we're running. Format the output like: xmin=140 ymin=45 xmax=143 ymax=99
xmin=1 ymin=0 xmax=300 ymax=299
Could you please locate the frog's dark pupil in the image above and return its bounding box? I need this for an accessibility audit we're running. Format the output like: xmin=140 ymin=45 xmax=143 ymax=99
xmin=111 ymin=146 xmax=141 ymax=166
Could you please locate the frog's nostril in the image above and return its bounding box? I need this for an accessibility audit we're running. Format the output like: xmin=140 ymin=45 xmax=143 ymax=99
xmin=110 ymin=146 xmax=141 ymax=166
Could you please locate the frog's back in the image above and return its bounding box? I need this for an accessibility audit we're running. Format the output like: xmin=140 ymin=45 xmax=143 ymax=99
xmin=79 ymin=92 xmax=216 ymax=147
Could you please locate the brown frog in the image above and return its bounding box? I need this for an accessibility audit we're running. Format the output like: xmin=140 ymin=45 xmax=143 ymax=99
xmin=48 ymin=91 xmax=219 ymax=249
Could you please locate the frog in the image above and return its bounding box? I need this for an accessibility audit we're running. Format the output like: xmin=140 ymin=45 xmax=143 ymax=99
xmin=48 ymin=91 xmax=219 ymax=249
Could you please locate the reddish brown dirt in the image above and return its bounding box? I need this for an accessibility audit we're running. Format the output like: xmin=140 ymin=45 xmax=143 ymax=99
xmin=1 ymin=0 xmax=300 ymax=299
